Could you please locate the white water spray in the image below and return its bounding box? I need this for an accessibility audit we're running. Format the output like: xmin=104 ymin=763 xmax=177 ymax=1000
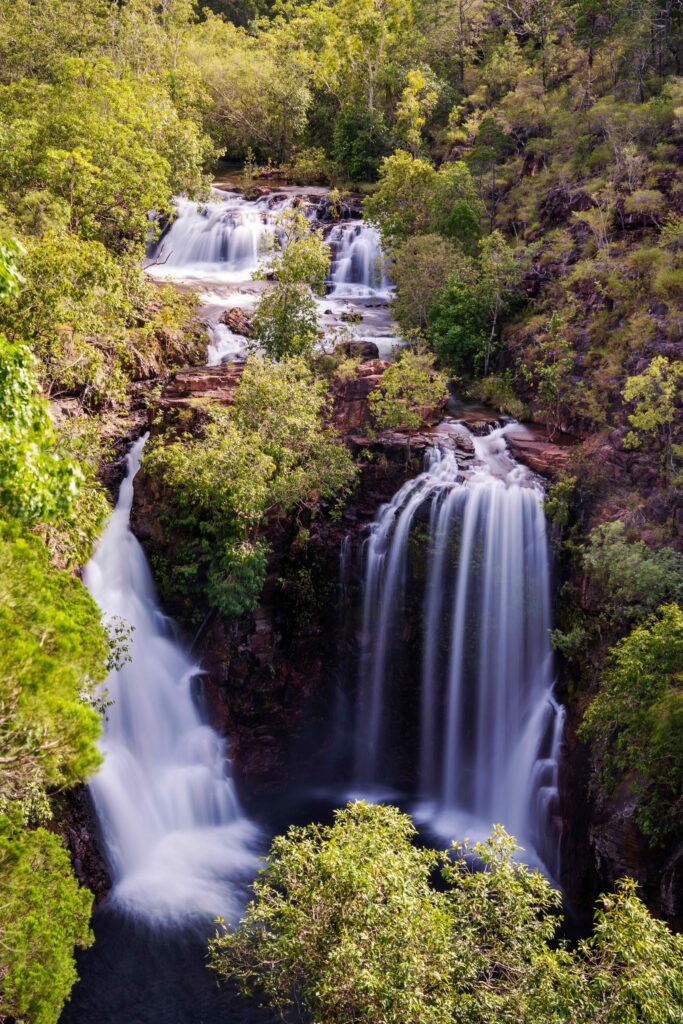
xmin=354 ymin=426 xmax=564 ymax=874
xmin=146 ymin=192 xmax=287 ymax=284
xmin=84 ymin=437 xmax=257 ymax=922
xmin=327 ymin=222 xmax=391 ymax=298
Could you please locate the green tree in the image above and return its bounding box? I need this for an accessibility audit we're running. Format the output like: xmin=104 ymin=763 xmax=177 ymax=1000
xmin=0 ymin=819 xmax=94 ymax=1024
xmin=210 ymin=802 xmax=462 ymax=1024
xmin=622 ymin=356 xmax=683 ymax=482
xmin=0 ymin=518 xmax=106 ymax=813
xmin=210 ymin=803 xmax=683 ymax=1023
xmin=332 ymin=103 xmax=391 ymax=180
xmin=579 ymin=604 xmax=683 ymax=846
xmin=369 ymin=350 xmax=448 ymax=431
xmin=477 ymin=229 xmax=527 ymax=374
xmin=0 ymin=336 xmax=82 ymax=523
xmin=143 ymin=357 xmax=356 ymax=618
xmin=395 ymin=68 xmax=438 ymax=154
xmin=251 ymin=283 xmax=321 ymax=361
xmin=582 ymin=521 xmax=683 ymax=624
xmin=365 ymin=152 xmax=482 ymax=251
xmin=428 ymin=160 xmax=484 ymax=252
xmin=251 ymin=209 xmax=331 ymax=360
xmin=364 ymin=150 xmax=437 ymax=245
xmin=428 ymin=270 xmax=491 ymax=376
xmin=390 ymin=234 xmax=463 ymax=331
xmin=523 ymin=311 xmax=576 ymax=438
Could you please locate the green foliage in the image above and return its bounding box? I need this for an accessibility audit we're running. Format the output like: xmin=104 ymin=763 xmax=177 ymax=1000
xmin=0 ymin=817 xmax=94 ymax=1024
xmin=0 ymin=54 xmax=212 ymax=251
xmin=259 ymin=209 xmax=331 ymax=294
xmin=364 ymin=151 xmax=437 ymax=245
xmin=389 ymin=234 xmax=463 ymax=331
xmin=469 ymin=372 xmax=529 ymax=420
xmin=522 ymin=312 xmax=576 ymax=438
xmin=428 ymin=272 xmax=491 ymax=376
xmin=583 ymin=521 xmax=683 ymax=624
xmin=251 ymin=209 xmax=331 ymax=360
xmin=332 ymin=103 xmax=391 ymax=181
xmin=622 ymin=356 xmax=683 ymax=481
xmin=143 ymin=357 xmax=356 ymax=619
xmin=427 ymin=231 xmax=526 ymax=376
xmin=251 ymin=282 xmax=320 ymax=361
xmin=579 ymin=605 xmax=683 ymax=845
xmin=395 ymin=68 xmax=438 ymax=155
xmin=210 ymin=802 xmax=683 ymax=1024
xmin=544 ymin=475 xmax=577 ymax=528
xmin=369 ymin=351 xmax=448 ymax=431
xmin=0 ymin=335 xmax=82 ymax=524
xmin=0 ymin=238 xmax=25 ymax=300
xmin=365 ymin=152 xmax=482 ymax=251
xmin=0 ymin=231 xmax=149 ymax=406
xmin=0 ymin=518 xmax=106 ymax=815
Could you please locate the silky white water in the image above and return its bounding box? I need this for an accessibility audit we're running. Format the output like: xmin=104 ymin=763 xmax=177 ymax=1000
xmin=327 ymin=222 xmax=391 ymax=298
xmin=84 ymin=437 xmax=258 ymax=921
xmin=146 ymin=191 xmax=288 ymax=284
xmin=353 ymin=426 xmax=564 ymax=874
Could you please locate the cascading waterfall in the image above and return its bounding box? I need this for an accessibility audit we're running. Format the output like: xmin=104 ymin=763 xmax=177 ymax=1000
xmin=146 ymin=192 xmax=288 ymax=283
xmin=84 ymin=437 xmax=257 ymax=921
xmin=327 ymin=222 xmax=391 ymax=298
xmin=353 ymin=426 xmax=564 ymax=874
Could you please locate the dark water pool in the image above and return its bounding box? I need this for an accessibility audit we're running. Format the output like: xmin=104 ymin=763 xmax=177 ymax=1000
xmin=60 ymin=908 xmax=279 ymax=1024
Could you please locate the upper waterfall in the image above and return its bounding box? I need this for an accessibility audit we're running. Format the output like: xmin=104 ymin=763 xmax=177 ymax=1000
xmin=145 ymin=191 xmax=287 ymax=284
xmin=327 ymin=222 xmax=391 ymax=298
xmin=83 ymin=437 xmax=257 ymax=921
xmin=353 ymin=425 xmax=564 ymax=875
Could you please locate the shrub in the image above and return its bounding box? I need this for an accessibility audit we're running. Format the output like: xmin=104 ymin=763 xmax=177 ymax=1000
xmin=390 ymin=234 xmax=463 ymax=331
xmin=143 ymin=357 xmax=356 ymax=620
xmin=579 ymin=604 xmax=683 ymax=845
xmin=622 ymin=356 xmax=683 ymax=481
xmin=250 ymin=281 xmax=320 ymax=360
xmin=369 ymin=351 xmax=448 ymax=431
xmin=428 ymin=275 xmax=491 ymax=376
xmin=0 ymin=517 xmax=107 ymax=815
xmin=583 ymin=521 xmax=683 ymax=624
xmin=211 ymin=803 xmax=683 ymax=1024
xmin=332 ymin=103 xmax=391 ymax=182
xmin=0 ymin=818 xmax=94 ymax=1024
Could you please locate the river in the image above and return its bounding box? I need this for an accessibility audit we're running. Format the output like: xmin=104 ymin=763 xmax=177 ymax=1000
xmin=61 ymin=182 xmax=564 ymax=1024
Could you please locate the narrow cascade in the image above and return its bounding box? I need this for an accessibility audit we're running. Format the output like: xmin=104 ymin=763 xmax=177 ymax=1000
xmin=327 ymin=222 xmax=391 ymax=298
xmin=353 ymin=427 xmax=564 ymax=875
xmin=84 ymin=437 xmax=257 ymax=921
xmin=146 ymin=192 xmax=287 ymax=283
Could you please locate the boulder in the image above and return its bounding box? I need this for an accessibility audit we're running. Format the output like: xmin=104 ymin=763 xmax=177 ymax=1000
xmin=156 ymin=364 xmax=244 ymax=412
xmin=333 ymin=339 xmax=380 ymax=362
xmin=219 ymin=306 xmax=252 ymax=336
xmin=505 ymin=423 xmax=575 ymax=476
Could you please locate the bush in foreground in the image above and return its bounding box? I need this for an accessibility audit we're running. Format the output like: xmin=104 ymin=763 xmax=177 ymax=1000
xmin=211 ymin=802 xmax=683 ymax=1024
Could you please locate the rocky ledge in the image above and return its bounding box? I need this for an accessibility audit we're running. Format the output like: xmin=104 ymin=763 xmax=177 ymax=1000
xmin=505 ymin=423 xmax=578 ymax=476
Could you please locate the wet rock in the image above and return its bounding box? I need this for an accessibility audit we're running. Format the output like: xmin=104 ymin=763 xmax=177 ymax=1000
xmin=333 ymin=339 xmax=380 ymax=361
xmin=330 ymin=359 xmax=388 ymax=432
xmin=57 ymin=787 xmax=111 ymax=902
xmin=156 ymin=364 xmax=244 ymax=412
xmin=219 ymin=306 xmax=252 ymax=337
xmin=505 ymin=423 xmax=576 ymax=476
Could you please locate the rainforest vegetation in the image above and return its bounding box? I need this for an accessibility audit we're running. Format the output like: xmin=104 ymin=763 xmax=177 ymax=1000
xmin=0 ymin=0 xmax=681 ymax=1021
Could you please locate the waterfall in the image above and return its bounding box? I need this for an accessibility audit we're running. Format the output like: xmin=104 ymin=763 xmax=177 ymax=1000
xmin=146 ymin=192 xmax=287 ymax=283
xmin=83 ymin=437 xmax=257 ymax=921
xmin=327 ymin=222 xmax=391 ymax=298
xmin=353 ymin=427 xmax=564 ymax=874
